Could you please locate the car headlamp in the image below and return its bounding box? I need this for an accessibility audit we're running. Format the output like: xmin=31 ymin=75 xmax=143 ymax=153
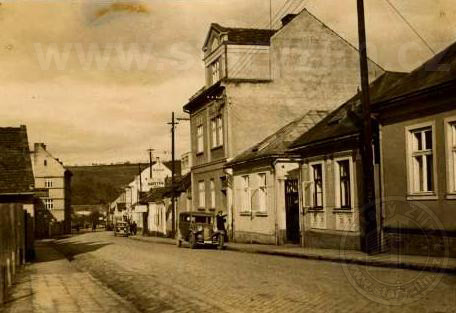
xmin=197 ymin=225 xmax=203 ymax=232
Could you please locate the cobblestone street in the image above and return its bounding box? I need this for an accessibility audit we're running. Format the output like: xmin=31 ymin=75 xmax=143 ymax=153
xmin=5 ymin=231 xmax=451 ymax=313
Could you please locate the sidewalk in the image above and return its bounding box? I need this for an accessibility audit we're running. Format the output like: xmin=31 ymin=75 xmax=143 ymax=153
xmin=1 ymin=240 xmax=138 ymax=313
xmin=130 ymin=234 xmax=456 ymax=274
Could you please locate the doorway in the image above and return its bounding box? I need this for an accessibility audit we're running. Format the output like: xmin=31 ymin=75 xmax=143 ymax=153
xmin=285 ymin=179 xmax=300 ymax=243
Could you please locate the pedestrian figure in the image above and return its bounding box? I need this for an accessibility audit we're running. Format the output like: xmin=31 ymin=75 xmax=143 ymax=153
xmin=92 ymin=222 xmax=96 ymax=232
xmin=216 ymin=211 xmax=226 ymax=232
xmin=132 ymin=221 xmax=137 ymax=235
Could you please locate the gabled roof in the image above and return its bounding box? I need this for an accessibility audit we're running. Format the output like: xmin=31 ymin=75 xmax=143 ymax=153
xmin=376 ymin=41 xmax=456 ymax=102
xmin=228 ymin=110 xmax=329 ymax=165
xmin=0 ymin=126 xmax=35 ymax=195
xmin=289 ymin=71 xmax=408 ymax=150
xmin=203 ymin=23 xmax=276 ymax=50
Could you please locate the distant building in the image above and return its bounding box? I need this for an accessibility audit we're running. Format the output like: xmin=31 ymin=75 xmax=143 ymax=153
xmin=32 ymin=143 xmax=72 ymax=233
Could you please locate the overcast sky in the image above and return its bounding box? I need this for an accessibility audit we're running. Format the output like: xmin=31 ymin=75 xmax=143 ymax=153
xmin=1 ymin=0 xmax=455 ymax=165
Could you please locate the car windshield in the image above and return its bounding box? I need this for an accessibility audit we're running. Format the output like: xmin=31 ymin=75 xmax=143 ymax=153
xmin=194 ymin=216 xmax=211 ymax=223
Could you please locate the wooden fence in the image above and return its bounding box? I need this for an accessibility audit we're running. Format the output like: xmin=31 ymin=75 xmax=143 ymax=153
xmin=0 ymin=203 xmax=33 ymax=304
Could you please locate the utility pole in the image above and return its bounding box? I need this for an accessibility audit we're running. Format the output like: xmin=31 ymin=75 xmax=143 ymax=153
xmin=147 ymin=148 xmax=154 ymax=179
xmin=356 ymin=0 xmax=379 ymax=254
xmin=167 ymin=113 xmax=190 ymax=237
xmin=138 ymin=163 xmax=142 ymax=203
xmin=168 ymin=112 xmax=178 ymax=237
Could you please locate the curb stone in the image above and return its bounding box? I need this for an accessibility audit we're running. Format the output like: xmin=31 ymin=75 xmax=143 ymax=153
xmin=128 ymin=235 xmax=456 ymax=274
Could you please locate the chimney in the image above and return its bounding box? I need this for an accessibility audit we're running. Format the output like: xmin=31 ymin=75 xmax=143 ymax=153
xmin=34 ymin=143 xmax=46 ymax=151
xmin=281 ymin=13 xmax=298 ymax=27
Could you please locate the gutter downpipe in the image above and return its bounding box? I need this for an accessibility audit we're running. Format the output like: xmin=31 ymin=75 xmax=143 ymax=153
xmin=271 ymin=159 xmax=279 ymax=246
xmin=378 ymin=122 xmax=385 ymax=252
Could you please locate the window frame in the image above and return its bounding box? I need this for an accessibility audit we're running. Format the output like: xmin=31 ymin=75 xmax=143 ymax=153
xmin=44 ymin=178 xmax=53 ymax=188
xmin=309 ymin=161 xmax=325 ymax=210
xmin=44 ymin=198 xmax=54 ymax=210
xmin=211 ymin=59 xmax=220 ymax=84
xmin=196 ymin=124 xmax=204 ymax=154
xmin=216 ymin=115 xmax=224 ymax=148
xmin=209 ymin=179 xmax=216 ymax=209
xmin=445 ymin=116 xmax=456 ymax=199
xmin=334 ymin=156 xmax=354 ymax=210
xmin=405 ymin=122 xmax=438 ymax=200
xmin=240 ymin=175 xmax=251 ymax=213
xmin=257 ymin=173 xmax=267 ymax=213
xmin=210 ymin=115 xmax=224 ymax=149
xmin=198 ymin=180 xmax=205 ymax=209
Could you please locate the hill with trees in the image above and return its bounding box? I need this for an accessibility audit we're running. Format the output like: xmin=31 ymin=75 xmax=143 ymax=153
xmin=68 ymin=163 xmax=148 ymax=205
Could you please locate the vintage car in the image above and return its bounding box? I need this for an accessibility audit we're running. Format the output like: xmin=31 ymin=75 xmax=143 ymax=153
xmin=114 ymin=221 xmax=130 ymax=237
xmin=176 ymin=212 xmax=225 ymax=249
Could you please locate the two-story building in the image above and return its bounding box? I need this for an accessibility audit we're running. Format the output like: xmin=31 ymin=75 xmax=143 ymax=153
xmin=32 ymin=143 xmax=72 ymax=234
xmin=183 ymin=9 xmax=384 ymax=238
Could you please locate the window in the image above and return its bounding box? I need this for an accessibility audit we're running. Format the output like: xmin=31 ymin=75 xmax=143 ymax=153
xmin=210 ymin=179 xmax=216 ymax=209
xmin=198 ymin=181 xmax=205 ymax=208
xmin=241 ymin=175 xmax=251 ymax=212
xmin=44 ymin=199 xmax=53 ymax=210
xmin=211 ymin=119 xmax=217 ymax=148
xmin=211 ymin=116 xmax=224 ymax=148
xmin=44 ymin=179 xmax=53 ymax=188
xmin=311 ymin=163 xmax=324 ymax=209
xmin=257 ymin=173 xmax=267 ymax=213
xmin=196 ymin=125 xmax=204 ymax=154
xmin=44 ymin=159 xmax=47 ymax=166
xmin=217 ymin=116 xmax=223 ymax=147
xmin=446 ymin=120 xmax=456 ymax=195
xmin=211 ymin=60 xmax=220 ymax=83
xmin=336 ymin=159 xmax=352 ymax=209
xmin=409 ymin=127 xmax=434 ymax=193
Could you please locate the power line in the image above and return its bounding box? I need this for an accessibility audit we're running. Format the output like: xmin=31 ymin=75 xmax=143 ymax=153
xmin=230 ymin=0 xmax=307 ymax=78
xmin=383 ymin=0 xmax=436 ymax=55
xmin=228 ymin=0 xmax=300 ymax=77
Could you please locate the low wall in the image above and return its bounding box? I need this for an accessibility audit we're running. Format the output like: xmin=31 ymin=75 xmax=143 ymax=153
xmin=234 ymin=231 xmax=277 ymax=245
xmin=303 ymin=230 xmax=361 ymax=251
xmin=0 ymin=202 xmax=33 ymax=304
xmin=384 ymin=228 xmax=456 ymax=258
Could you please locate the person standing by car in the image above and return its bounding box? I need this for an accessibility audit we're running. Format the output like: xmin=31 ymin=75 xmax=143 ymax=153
xmin=216 ymin=211 xmax=226 ymax=232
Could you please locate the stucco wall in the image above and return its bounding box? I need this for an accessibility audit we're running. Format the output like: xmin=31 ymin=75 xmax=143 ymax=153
xmin=381 ymin=109 xmax=456 ymax=231
xmin=232 ymin=164 xmax=276 ymax=244
xmin=227 ymin=10 xmax=384 ymax=158
xmin=227 ymin=45 xmax=271 ymax=80
xmin=300 ymin=150 xmax=362 ymax=250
